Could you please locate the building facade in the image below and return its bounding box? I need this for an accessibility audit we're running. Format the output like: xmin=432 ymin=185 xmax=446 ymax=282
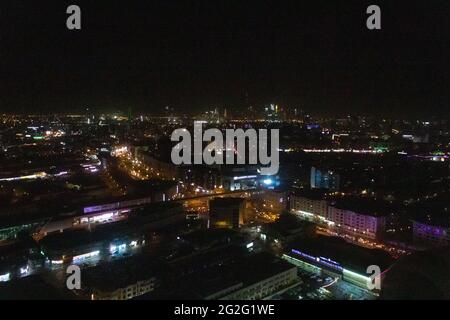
xmin=91 ymin=278 xmax=157 ymax=300
xmin=327 ymin=206 xmax=386 ymax=241
xmin=310 ymin=167 xmax=340 ymax=191
xmin=220 ymin=266 xmax=297 ymax=300
xmin=412 ymin=220 xmax=450 ymax=246
xmin=290 ymin=194 xmax=328 ymax=218
xmin=290 ymin=194 xmax=386 ymax=241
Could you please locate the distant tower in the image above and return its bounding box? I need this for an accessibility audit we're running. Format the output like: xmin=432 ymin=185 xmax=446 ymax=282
xmin=244 ymin=91 xmax=250 ymax=108
xmin=126 ymin=106 xmax=132 ymax=138
xmin=224 ymin=108 xmax=228 ymax=120
xmin=127 ymin=106 xmax=132 ymax=121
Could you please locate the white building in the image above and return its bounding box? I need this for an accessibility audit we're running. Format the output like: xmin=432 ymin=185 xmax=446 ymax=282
xmin=91 ymin=278 xmax=157 ymax=300
xmin=220 ymin=266 xmax=297 ymax=300
xmin=290 ymin=193 xmax=333 ymax=227
xmin=290 ymin=193 xmax=386 ymax=241
xmin=290 ymin=193 xmax=329 ymax=219
xmin=327 ymin=206 xmax=386 ymax=241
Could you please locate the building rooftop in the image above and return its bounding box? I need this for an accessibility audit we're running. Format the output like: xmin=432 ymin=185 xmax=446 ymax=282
xmin=232 ymin=252 xmax=296 ymax=287
xmin=179 ymin=228 xmax=242 ymax=250
xmin=265 ymin=214 xmax=316 ymax=238
xmin=40 ymin=220 xmax=137 ymax=252
xmin=292 ymin=188 xmax=329 ymax=200
xmin=287 ymin=235 xmax=394 ymax=274
xmin=82 ymin=255 xmax=159 ymax=293
xmin=0 ymin=275 xmax=72 ymax=300
xmin=40 ymin=202 xmax=183 ymax=253
xmin=330 ymin=197 xmax=393 ymax=217
xmin=178 ymin=252 xmax=296 ymax=299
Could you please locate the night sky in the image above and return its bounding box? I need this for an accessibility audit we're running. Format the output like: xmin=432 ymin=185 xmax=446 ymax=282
xmin=0 ymin=0 xmax=449 ymax=117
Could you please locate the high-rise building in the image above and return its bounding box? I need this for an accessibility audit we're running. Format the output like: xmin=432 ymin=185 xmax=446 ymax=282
xmin=310 ymin=167 xmax=340 ymax=191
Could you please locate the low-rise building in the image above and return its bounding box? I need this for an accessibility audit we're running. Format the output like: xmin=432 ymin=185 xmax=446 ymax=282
xmin=291 ymin=192 xmax=387 ymax=241
xmin=328 ymin=205 xmax=386 ymax=241
xmin=82 ymin=255 xmax=159 ymax=300
xmin=290 ymin=190 xmax=329 ymax=220
xmin=180 ymin=253 xmax=298 ymax=300
xmin=412 ymin=220 xmax=450 ymax=247
xmin=283 ymin=236 xmax=393 ymax=289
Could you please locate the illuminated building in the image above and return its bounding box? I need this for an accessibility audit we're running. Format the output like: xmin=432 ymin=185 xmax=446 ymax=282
xmin=328 ymin=205 xmax=386 ymax=241
xmin=290 ymin=190 xmax=329 ymax=219
xmin=92 ymin=278 xmax=156 ymax=300
xmin=2 ymin=194 xmax=174 ymax=240
xmin=181 ymin=253 xmax=297 ymax=300
xmin=221 ymin=165 xmax=279 ymax=191
xmin=0 ymin=273 xmax=11 ymax=282
xmin=263 ymin=214 xmax=316 ymax=245
xmin=41 ymin=231 xmax=146 ymax=265
xmin=282 ymin=236 xmax=393 ymax=290
xmin=259 ymin=175 xmax=280 ymax=189
xmin=412 ymin=220 xmax=450 ymax=246
xmin=260 ymin=189 xmax=287 ymax=214
xmin=222 ymin=174 xmax=259 ymax=191
xmin=221 ymin=265 xmax=296 ymax=299
xmin=310 ymin=167 xmax=340 ymax=191
xmin=264 ymin=104 xmax=282 ymax=122
xmin=83 ymin=255 xmax=158 ymax=300
xmin=291 ymin=193 xmax=386 ymax=241
xmin=39 ymin=203 xmax=183 ymax=263
xmin=134 ymin=148 xmax=179 ymax=181
xmin=0 ymin=222 xmax=43 ymax=242
xmin=180 ymin=165 xmax=221 ymax=191
xmin=0 ymin=240 xmax=41 ymax=283
xmin=40 ymin=209 xmax=129 ymax=236
xmin=221 ymin=165 xmax=260 ymax=191
xmin=83 ymin=196 xmax=153 ymax=214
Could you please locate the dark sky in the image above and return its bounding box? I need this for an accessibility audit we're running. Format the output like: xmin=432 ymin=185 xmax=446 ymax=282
xmin=0 ymin=0 xmax=449 ymax=117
